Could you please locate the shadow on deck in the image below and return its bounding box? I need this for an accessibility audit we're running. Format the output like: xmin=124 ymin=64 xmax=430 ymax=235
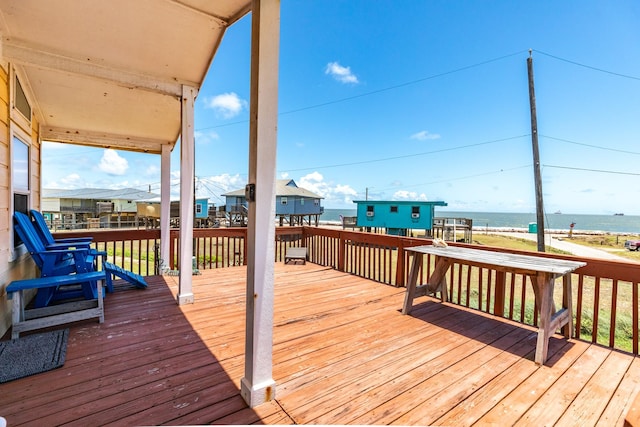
xmin=2 ymin=263 xmax=640 ymax=426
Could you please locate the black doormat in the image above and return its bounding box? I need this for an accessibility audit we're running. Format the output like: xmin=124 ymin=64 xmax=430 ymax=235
xmin=0 ymin=329 xmax=69 ymax=383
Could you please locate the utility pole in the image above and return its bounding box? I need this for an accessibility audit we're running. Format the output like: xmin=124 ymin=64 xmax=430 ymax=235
xmin=528 ymin=50 xmax=545 ymax=252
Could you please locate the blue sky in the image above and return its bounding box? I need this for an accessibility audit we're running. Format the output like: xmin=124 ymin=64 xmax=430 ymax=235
xmin=42 ymin=1 xmax=640 ymax=215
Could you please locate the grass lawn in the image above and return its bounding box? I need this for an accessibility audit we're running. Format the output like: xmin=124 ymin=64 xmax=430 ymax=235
xmin=565 ymin=233 xmax=640 ymax=262
xmin=471 ymin=233 xmax=572 ymax=255
xmin=453 ymin=233 xmax=636 ymax=353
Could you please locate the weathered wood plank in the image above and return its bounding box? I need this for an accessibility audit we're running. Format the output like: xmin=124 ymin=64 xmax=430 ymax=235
xmin=556 ymin=350 xmax=634 ymax=426
xmin=434 ymin=340 xmax=572 ymax=426
xmin=1 ymin=264 xmax=637 ymax=426
xmin=517 ymin=344 xmax=611 ymax=425
xmin=599 ymin=357 xmax=640 ymax=426
xmin=475 ymin=339 xmax=591 ymax=425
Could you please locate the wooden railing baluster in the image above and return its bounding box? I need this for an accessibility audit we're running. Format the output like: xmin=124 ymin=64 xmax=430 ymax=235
xmin=54 ymin=226 xmax=640 ymax=354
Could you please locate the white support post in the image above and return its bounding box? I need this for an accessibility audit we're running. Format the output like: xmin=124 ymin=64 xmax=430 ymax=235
xmin=240 ymin=0 xmax=280 ymax=408
xmin=160 ymin=144 xmax=171 ymax=274
xmin=178 ymin=85 xmax=196 ymax=305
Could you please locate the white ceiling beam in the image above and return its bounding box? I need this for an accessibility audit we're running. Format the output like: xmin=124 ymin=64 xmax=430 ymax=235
xmin=41 ymin=126 xmax=171 ymax=154
xmin=3 ymin=37 xmax=195 ymax=98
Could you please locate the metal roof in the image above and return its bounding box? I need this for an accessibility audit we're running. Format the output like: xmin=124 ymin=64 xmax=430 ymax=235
xmin=223 ymin=179 xmax=324 ymax=199
xmin=0 ymin=0 xmax=251 ymax=154
xmin=42 ymin=187 xmax=159 ymax=201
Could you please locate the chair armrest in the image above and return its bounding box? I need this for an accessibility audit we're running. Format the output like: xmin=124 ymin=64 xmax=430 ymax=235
xmin=46 ymin=241 xmax=92 ymax=250
xmin=55 ymin=237 xmax=93 ymax=244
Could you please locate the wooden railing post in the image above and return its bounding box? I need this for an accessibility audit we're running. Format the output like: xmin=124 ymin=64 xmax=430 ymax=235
xmin=243 ymin=228 xmax=248 ymax=266
xmin=169 ymin=231 xmax=176 ymax=269
xmin=338 ymin=231 xmax=346 ymax=272
xmin=302 ymin=227 xmax=310 ymax=263
xmin=395 ymin=239 xmax=406 ymax=287
xmin=54 ymin=226 xmax=640 ymax=355
xmin=494 ymin=271 xmax=506 ymax=317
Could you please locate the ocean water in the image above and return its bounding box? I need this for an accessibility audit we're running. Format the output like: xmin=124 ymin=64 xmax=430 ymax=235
xmin=320 ymin=208 xmax=640 ymax=234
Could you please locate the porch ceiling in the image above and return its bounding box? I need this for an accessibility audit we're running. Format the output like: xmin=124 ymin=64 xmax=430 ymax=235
xmin=0 ymin=0 xmax=251 ymax=154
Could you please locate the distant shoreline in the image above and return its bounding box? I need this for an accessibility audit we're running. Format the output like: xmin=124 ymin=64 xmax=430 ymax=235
xmin=319 ymin=209 xmax=640 ymax=235
xmin=317 ymin=221 xmax=634 ymax=236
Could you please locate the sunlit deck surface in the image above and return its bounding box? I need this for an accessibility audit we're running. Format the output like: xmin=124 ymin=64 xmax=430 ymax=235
xmin=3 ymin=263 xmax=640 ymax=426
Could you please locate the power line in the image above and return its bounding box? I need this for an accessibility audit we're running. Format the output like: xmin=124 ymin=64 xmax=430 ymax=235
xmin=281 ymin=135 xmax=530 ymax=173
xmin=374 ymin=165 xmax=532 ymax=193
xmin=543 ymin=164 xmax=640 ymax=176
xmin=196 ymin=50 xmax=528 ymax=131
xmin=541 ymin=135 xmax=640 ymax=156
xmin=534 ymin=50 xmax=640 ymax=82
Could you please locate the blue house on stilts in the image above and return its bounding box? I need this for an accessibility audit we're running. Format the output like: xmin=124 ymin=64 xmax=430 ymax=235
xmin=353 ymin=200 xmax=447 ymax=236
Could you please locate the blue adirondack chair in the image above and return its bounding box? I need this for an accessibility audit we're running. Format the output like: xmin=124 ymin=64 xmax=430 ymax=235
xmin=29 ymin=210 xmax=111 ymax=291
xmin=30 ymin=210 xmax=93 ymax=247
xmin=13 ymin=212 xmax=100 ymax=307
xmin=30 ymin=210 xmax=145 ymax=293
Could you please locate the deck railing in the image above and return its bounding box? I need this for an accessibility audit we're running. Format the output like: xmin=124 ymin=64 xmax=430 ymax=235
xmin=56 ymin=226 xmax=640 ymax=354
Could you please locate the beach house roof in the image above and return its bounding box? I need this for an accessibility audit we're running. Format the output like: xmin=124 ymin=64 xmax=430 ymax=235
xmin=43 ymin=188 xmax=159 ymax=201
xmin=0 ymin=0 xmax=251 ymax=154
xmin=223 ymin=179 xmax=324 ymax=199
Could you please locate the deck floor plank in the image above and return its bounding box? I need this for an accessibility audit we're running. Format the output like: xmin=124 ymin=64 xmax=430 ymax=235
xmin=555 ymin=350 xmax=636 ymax=426
xmin=433 ymin=340 xmax=572 ymax=426
xmin=349 ymin=325 xmax=534 ymax=425
xmin=597 ymin=357 xmax=640 ymax=427
xmin=1 ymin=263 xmax=638 ymax=426
xmin=516 ymin=344 xmax=611 ymax=426
xmin=284 ymin=309 xmax=521 ymax=423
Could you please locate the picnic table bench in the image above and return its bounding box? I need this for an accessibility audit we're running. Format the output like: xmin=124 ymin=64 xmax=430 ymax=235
xmin=7 ymin=271 xmax=106 ymax=339
xmin=402 ymin=245 xmax=586 ymax=365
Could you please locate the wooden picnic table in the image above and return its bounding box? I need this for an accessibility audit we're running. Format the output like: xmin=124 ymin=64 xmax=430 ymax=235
xmin=401 ymin=245 xmax=586 ymax=365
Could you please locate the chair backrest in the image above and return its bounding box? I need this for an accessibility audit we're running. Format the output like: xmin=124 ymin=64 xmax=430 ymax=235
xmin=13 ymin=211 xmax=47 ymax=267
xmin=29 ymin=209 xmax=56 ymax=246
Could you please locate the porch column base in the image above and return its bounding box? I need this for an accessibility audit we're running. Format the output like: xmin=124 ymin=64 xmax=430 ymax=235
xmin=240 ymin=377 xmax=276 ymax=408
xmin=176 ymin=293 xmax=194 ymax=305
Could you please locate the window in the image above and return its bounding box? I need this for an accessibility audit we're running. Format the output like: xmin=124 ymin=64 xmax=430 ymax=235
xmin=366 ymin=205 xmax=374 ymax=217
xmin=412 ymin=206 xmax=420 ymax=215
xmin=195 ymin=203 xmax=203 ymax=214
xmin=300 ymin=198 xmax=305 ymax=205
xmin=314 ymin=199 xmax=320 ymax=206
xmin=281 ymin=197 xmax=288 ymax=205
xmin=12 ymin=136 xmax=30 ymax=247
xmin=15 ymin=76 xmax=32 ymax=121
xmin=390 ymin=206 xmax=398 ymax=213
xmin=12 ymin=136 xmax=29 ymax=191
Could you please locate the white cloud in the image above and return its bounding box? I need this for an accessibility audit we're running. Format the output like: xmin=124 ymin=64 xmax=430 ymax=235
xmin=203 ymin=173 xmax=245 ymax=193
xmin=194 ymin=130 xmax=220 ymax=145
xmin=410 ymin=130 xmax=441 ymax=141
xmin=280 ymin=172 xmax=290 ymax=179
xmin=334 ymin=184 xmax=358 ymax=204
xmin=392 ymin=190 xmax=428 ymax=201
xmin=325 ymin=61 xmax=359 ymax=84
xmin=145 ymin=165 xmax=159 ymax=176
xmin=176 ymin=173 xmax=248 ymax=201
xmin=297 ymin=172 xmax=358 ymax=206
xmin=61 ymin=173 xmax=82 ymax=185
xmin=46 ymin=173 xmax=85 ymax=189
xmin=98 ymin=149 xmax=128 ymax=176
xmin=205 ymin=92 xmax=247 ymax=119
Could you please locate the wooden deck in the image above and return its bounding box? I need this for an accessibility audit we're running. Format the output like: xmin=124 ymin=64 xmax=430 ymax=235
xmin=2 ymin=263 xmax=640 ymax=426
